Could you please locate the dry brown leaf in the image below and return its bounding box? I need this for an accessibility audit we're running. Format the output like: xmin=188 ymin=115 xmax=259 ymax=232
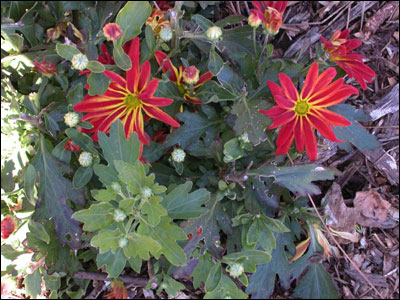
xmin=354 ymin=190 xmax=392 ymax=227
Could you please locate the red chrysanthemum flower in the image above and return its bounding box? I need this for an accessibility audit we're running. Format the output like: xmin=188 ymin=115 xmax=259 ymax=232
xmin=103 ymin=23 xmax=123 ymax=41
xmin=260 ymin=62 xmax=359 ymax=160
xmin=73 ymin=37 xmax=179 ymax=153
xmin=250 ymin=1 xmax=287 ymax=35
xmin=33 ymin=57 xmax=58 ymax=77
xmin=321 ymin=29 xmax=376 ymax=90
xmin=1 ymin=216 xmax=17 ymax=239
xmin=104 ymin=279 xmax=128 ymax=299
xmin=154 ymin=51 xmax=213 ymax=104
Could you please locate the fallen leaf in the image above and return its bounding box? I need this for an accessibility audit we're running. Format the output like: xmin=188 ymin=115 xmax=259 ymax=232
xmin=353 ymin=190 xmax=391 ymax=227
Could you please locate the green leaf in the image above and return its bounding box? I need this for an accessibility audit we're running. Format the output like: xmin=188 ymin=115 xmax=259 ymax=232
xmin=192 ymin=252 xmax=213 ymax=289
xmin=231 ymin=97 xmax=272 ymax=146
xmin=119 ymin=197 xmax=136 ymax=213
xmin=94 ymin=121 xmax=141 ymax=185
xmin=142 ymin=196 xmax=167 ymax=227
xmin=145 ymin=25 xmax=155 ymax=53
xmin=67 ymin=83 xmax=84 ymax=106
xmin=87 ymin=60 xmax=105 ymax=73
xmin=161 ymin=181 xmax=210 ymax=219
xmin=31 ymin=137 xmax=85 ymax=249
xmin=163 ymin=276 xmax=186 ymax=298
xmin=222 ymin=250 xmax=271 ymax=273
xmin=223 ymin=138 xmax=245 ymax=163
xmin=96 ymin=248 xmax=126 ymax=278
xmin=1 ymin=244 xmax=26 ymax=261
xmin=24 ymin=164 xmax=37 ymax=205
xmin=56 ymin=43 xmax=81 ymax=60
xmin=113 ymin=43 xmax=131 ymax=71
xmin=52 ymin=138 xmax=71 ymax=164
xmin=192 ymin=14 xmax=214 ymax=31
xmin=164 ymin=110 xmax=220 ymax=149
xmin=220 ymin=25 xmax=255 ymax=57
xmin=293 ymin=263 xmax=338 ymax=299
xmin=205 ymin=261 xmax=222 ymax=292
xmin=329 ymin=104 xmax=380 ymax=151
xmin=128 ymin=255 xmax=142 ymax=273
xmin=1 ymin=160 xmax=15 ymax=192
xmin=138 ymin=216 xmax=187 ymax=266
xmin=72 ymin=202 xmax=115 ymax=232
xmin=24 ymin=269 xmax=42 ymax=299
xmin=28 ymin=220 xmax=50 ymax=244
xmin=88 ymin=72 xmax=111 ymax=96
xmin=249 ymin=164 xmax=339 ymax=196
xmin=195 ymin=80 xmax=237 ymax=104
xmin=124 ymin=233 xmax=162 ymax=260
xmin=261 ymin=215 xmax=290 ymax=233
xmin=91 ymin=229 xmax=121 ymax=253
xmin=91 ymin=188 xmax=117 ymax=202
xmin=72 ymin=166 xmax=93 ymax=189
xmin=208 ymin=48 xmax=224 ymax=76
xmin=215 ymin=15 xmax=245 ymax=27
xmin=205 ymin=275 xmax=248 ymax=299
xmin=116 ymin=1 xmax=151 ymax=43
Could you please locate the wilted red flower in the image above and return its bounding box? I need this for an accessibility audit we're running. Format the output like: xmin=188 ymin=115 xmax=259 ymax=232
xmin=63 ymin=139 xmax=82 ymax=152
xmin=103 ymin=23 xmax=123 ymax=41
xmin=1 ymin=216 xmax=17 ymax=239
xmin=250 ymin=1 xmax=287 ymax=35
xmin=74 ymin=37 xmax=179 ymax=156
xmin=146 ymin=10 xmax=170 ymax=36
xmin=321 ymin=29 xmax=376 ymax=90
xmin=104 ymin=279 xmax=128 ymax=299
xmin=260 ymin=62 xmax=359 ymax=160
xmin=155 ymin=51 xmax=213 ymax=104
xmin=33 ymin=57 xmax=57 ymax=77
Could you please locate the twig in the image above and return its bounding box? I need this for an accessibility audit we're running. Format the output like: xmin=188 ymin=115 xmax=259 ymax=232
xmin=225 ymin=161 xmax=253 ymax=188
xmin=73 ymin=271 xmax=148 ymax=287
xmin=286 ymin=153 xmax=385 ymax=299
xmin=147 ymin=260 xmax=158 ymax=289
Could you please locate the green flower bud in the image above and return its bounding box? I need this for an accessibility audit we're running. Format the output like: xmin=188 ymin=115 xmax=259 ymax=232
xmin=228 ymin=263 xmax=244 ymax=278
xmin=141 ymin=187 xmax=153 ymax=200
xmin=218 ymin=180 xmax=228 ymax=191
xmin=64 ymin=112 xmax=80 ymax=127
xmin=111 ymin=182 xmax=122 ymax=193
xmin=113 ymin=209 xmax=126 ymax=222
xmin=118 ymin=237 xmax=128 ymax=248
xmin=78 ymin=152 xmax=93 ymax=167
xmin=239 ymin=132 xmax=250 ymax=144
xmin=206 ymin=26 xmax=222 ymax=41
xmin=171 ymin=148 xmax=186 ymax=163
xmin=71 ymin=53 xmax=89 ymax=70
xmin=159 ymin=26 xmax=173 ymax=42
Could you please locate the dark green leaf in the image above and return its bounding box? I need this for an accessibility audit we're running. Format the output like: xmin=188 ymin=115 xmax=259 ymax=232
xmin=24 ymin=163 xmax=37 ymax=205
xmin=65 ymin=128 xmax=95 ymax=152
xmin=215 ymin=15 xmax=245 ymax=27
xmin=87 ymin=60 xmax=105 ymax=73
xmin=72 ymin=166 xmax=93 ymax=189
xmin=113 ymin=43 xmax=131 ymax=71
xmin=116 ymin=1 xmax=151 ymax=43
xmin=208 ymin=49 xmax=224 ymax=76
xmin=205 ymin=261 xmax=222 ymax=292
xmin=24 ymin=269 xmax=42 ymax=299
xmin=195 ymin=80 xmax=237 ymax=103
xmin=28 ymin=220 xmax=50 ymax=244
xmin=161 ymin=181 xmax=210 ymax=219
xmin=96 ymin=248 xmax=127 ymax=278
xmin=88 ymin=72 xmax=111 ymax=96
xmin=249 ymin=164 xmax=339 ymax=196
xmin=56 ymin=43 xmax=81 ymax=60
xmin=192 ymin=14 xmax=214 ymax=31
xmin=145 ymin=26 xmax=155 ymax=53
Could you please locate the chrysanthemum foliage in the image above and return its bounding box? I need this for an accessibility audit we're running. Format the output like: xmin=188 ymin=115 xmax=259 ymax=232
xmin=1 ymin=1 xmax=380 ymax=299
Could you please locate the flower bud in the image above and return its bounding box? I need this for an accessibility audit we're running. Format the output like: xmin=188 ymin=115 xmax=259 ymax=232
xmin=159 ymin=26 xmax=173 ymax=42
xmin=183 ymin=66 xmax=200 ymax=85
xmin=64 ymin=139 xmax=81 ymax=152
xmin=1 ymin=216 xmax=17 ymax=239
xmin=218 ymin=180 xmax=228 ymax=191
xmin=103 ymin=23 xmax=122 ymax=41
xmin=171 ymin=148 xmax=186 ymax=163
xmin=64 ymin=112 xmax=80 ymax=127
xmin=228 ymin=263 xmax=244 ymax=278
xmin=248 ymin=12 xmax=262 ymax=28
xmin=71 ymin=53 xmax=89 ymax=70
xmin=239 ymin=132 xmax=250 ymax=144
xmin=206 ymin=26 xmax=222 ymax=41
xmin=111 ymin=182 xmax=122 ymax=193
xmin=141 ymin=187 xmax=153 ymax=201
xmin=118 ymin=237 xmax=128 ymax=248
xmin=78 ymin=151 xmax=93 ymax=167
xmin=113 ymin=209 xmax=126 ymax=222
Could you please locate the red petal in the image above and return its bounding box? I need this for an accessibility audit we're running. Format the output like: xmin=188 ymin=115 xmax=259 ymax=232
xmin=184 ymin=94 xmax=203 ymax=104
xmin=126 ymin=37 xmax=140 ymax=93
xmin=314 ymin=108 xmax=351 ymax=127
xmin=276 ymin=134 xmax=294 ymax=156
xmin=311 ymin=86 xmax=359 ymax=107
xmin=301 ymin=62 xmax=319 ymax=99
xmin=344 ymin=39 xmax=362 ymax=52
xmin=140 ymin=96 xmax=174 ymax=107
xmin=97 ymin=107 xmax=127 ymax=134
xmin=134 ymin=108 xmax=151 ymax=145
xmin=260 ymin=106 xmax=287 ymax=118
xmin=74 ymin=98 xmax=124 ymax=113
xmin=268 ymin=110 xmax=295 ymax=129
xmin=294 ymin=117 xmax=305 ymax=152
xmin=279 ymin=73 xmax=299 ymax=101
xmin=312 ymin=67 xmax=337 ymax=94
xmin=308 ymin=78 xmax=344 ymax=104
xmin=140 ymin=79 xmax=159 ymax=98
xmin=143 ymin=106 xmax=180 ymax=127
xmin=154 ymin=51 xmax=178 ymax=82
xmin=303 ymin=119 xmax=318 ymax=161
xmin=194 ymin=72 xmax=213 ymax=88
xmin=104 ymin=70 xmax=127 ymax=88
xmin=138 ymin=60 xmax=151 ymax=93
xmin=276 ymin=117 xmax=297 ymax=147
xmin=307 ymin=114 xmax=341 ymax=142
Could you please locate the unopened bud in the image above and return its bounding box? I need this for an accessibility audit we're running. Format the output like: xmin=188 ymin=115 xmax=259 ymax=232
xmin=141 ymin=187 xmax=153 ymax=200
xmin=111 ymin=182 xmax=122 ymax=192
xmin=118 ymin=237 xmax=128 ymax=248
xmin=228 ymin=263 xmax=244 ymax=278
xmin=78 ymin=151 xmax=93 ymax=167
xmin=71 ymin=53 xmax=88 ymax=70
xmin=171 ymin=148 xmax=186 ymax=163
xmin=113 ymin=209 xmax=126 ymax=222
xmin=248 ymin=12 xmax=262 ymax=28
xmin=64 ymin=112 xmax=80 ymax=127
xmin=183 ymin=66 xmax=200 ymax=85
xmin=103 ymin=23 xmax=122 ymax=41
xmin=159 ymin=26 xmax=173 ymax=42
xmin=206 ymin=26 xmax=222 ymax=41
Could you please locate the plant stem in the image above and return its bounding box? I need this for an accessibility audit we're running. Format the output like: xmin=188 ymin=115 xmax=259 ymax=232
xmin=252 ymin=27 xmax=257 ymax=58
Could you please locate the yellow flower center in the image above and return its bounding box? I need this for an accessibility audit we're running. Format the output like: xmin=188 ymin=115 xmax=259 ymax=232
xmin=295 ymin=100 xmax=309 ymax=116
xmin=124 ymin=94 xmax=142 ymax=109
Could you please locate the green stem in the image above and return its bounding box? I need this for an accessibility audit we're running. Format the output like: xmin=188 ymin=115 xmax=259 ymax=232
xmin=252 ymin=27 xmax=257 ymax=58
xmin=257 ymin=33 xmax=269 ymax=66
